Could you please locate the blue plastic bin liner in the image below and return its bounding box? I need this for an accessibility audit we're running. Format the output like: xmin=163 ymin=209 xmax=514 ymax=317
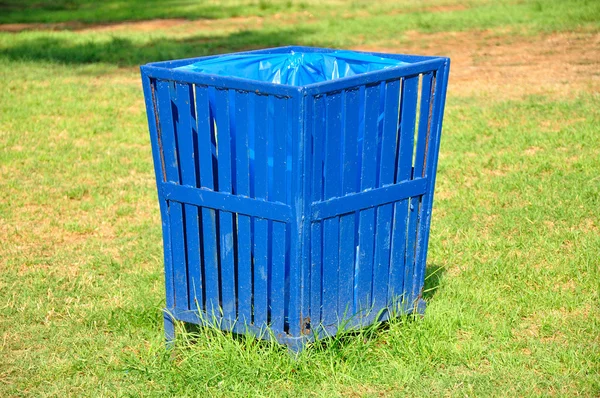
xmin=175 ymin=50 xmax=408 ymax=86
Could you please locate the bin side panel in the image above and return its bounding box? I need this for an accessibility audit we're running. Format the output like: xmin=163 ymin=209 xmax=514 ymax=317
xmin=307 ymin=68 xmax=443 ymax=328
xmin=151 ymin=80 xmax=297 ymax=335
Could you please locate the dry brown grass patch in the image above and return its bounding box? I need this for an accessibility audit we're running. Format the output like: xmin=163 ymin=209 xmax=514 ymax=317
xmin=355 ymin=31 xmax=600 ymax=100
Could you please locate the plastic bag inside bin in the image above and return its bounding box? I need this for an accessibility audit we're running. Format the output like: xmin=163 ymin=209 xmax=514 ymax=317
xmin=175 ymin=50 xmax=408 ymax=86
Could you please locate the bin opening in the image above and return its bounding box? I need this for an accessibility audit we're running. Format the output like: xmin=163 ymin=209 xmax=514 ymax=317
xmin=175 ymin=50 xmax=408 ymax=86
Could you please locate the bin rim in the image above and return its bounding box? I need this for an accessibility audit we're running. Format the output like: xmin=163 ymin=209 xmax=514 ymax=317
xmin=141 ymin=45 xmax=450 ymax=95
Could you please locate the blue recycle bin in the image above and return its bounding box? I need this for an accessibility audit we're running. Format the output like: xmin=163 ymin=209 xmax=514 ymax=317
xmin=140 ymin=47 xmax=450 ymax=351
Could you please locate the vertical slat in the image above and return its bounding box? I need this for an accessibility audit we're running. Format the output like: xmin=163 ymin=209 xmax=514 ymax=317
xmin=372 ymin=80 xmax=400 ymax=309
xmin=404 ymin=195 xmax=420 ymax=305
xmin=321 ymin=92 xmax=342 ymax=326
xmin=235 ymin=90 xmax=252 ymax=324
xmin=389 ymin=76 xmax=419 ymax=308
xmin=157 ymin=81 xmax=187 ymax=311
xmin=195 ymin=85 xmax=220 ymax=316
xmin=310 ymin=95 xmax=326 ymax=328
xmin=176 ymin=83 xmax=202 ymax=311
xmin=253 ymin=94 xmax=269 ymax=326
xmin=214 ymin=88 xmax=236 ymax=320
xmin=408 ymin=72 xmax=434 ymax=301
xmin=338 ymin=88 xmax=359 ymax=318
xmin=355 ymin=85 xmax=379 ymax=314
xmin=399 ymin=77 xmax=420 ymax=304
xmin=270 ymin=96 xmax=287 ymax=331
xmin=142 ymin=75 xmax=174 ymax=315
xmin=414 ymin=62 xmax=450 ymax=300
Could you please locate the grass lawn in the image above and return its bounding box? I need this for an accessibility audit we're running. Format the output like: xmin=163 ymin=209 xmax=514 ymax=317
xmin=1 ymin=0 xmax=599 ymax=396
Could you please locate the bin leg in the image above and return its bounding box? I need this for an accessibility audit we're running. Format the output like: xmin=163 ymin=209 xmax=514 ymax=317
xmin=413 ymin=298 xmax=427 ymax=316
xmin=285 ymin=336 xmax=309 ymax=355
xmin=163 ymin=310 xmax=175 ymax=348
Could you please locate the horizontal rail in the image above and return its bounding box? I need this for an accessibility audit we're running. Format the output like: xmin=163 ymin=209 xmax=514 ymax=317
xmin=161 ymin=183 xmax=293 ymax=222
xmin=311 ymin=178 xmax=428 ymax=221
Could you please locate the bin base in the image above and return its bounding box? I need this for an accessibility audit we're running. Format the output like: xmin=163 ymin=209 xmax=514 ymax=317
xmin=162 ymin=298 xmax=426 ymax=352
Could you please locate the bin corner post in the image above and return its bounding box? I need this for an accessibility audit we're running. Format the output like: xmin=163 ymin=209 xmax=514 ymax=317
xmin=299 ymin=88 xmax=314 ymax=349
xmin=285 ymin=335 xmax=311 ymax=355
xmin=414 ymin=298 xmax=426 ymax=316
xmin=141 ymin=68 xmax=177 ymax=344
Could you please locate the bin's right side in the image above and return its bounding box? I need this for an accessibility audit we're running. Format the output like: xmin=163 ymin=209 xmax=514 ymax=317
xmin=300 ymin=58 xmax=450 ymax=336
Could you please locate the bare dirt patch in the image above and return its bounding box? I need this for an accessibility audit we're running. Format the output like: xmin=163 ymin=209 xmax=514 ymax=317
xmin=355 ymin=31 xmax=600 ymax=100
xmin=424 ymin=4 xmax=469 ymax=13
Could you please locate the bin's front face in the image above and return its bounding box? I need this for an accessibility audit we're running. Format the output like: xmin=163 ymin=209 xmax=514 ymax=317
xmin=141 ymin=46 xmax=450 ymax=350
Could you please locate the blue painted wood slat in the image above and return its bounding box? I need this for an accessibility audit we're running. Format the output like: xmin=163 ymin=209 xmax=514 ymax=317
xmin=338 ymin=88 xmax=359 ymax=319
xmin=157 ymin=81 xmax=188 ymax=311
xmin=402 ymin=76 xmax=423 ymax=307
xmin=214 ymin=88 xmax=236 ymax=320
xmin=162 ymin=183 xmax=292 ymax=222
xmin=355 ymin=84 xmax=380 ymax=315
xmin=322 ymin=92 xmax=342 ymax=327
xmin=372 ymin=79 xmax=400 ymax=309
xmin=389 ymin=76 xmax=419 ymax=308
xmin=175 ymin=82 xmax=202 ymax=311
xmin=253 ymin=94 xmax=270 ymax=327
xmin=270 ymin=96 xmax=288 ymax=332
xmin=195 ymin=85 xmax=220 ymax=317
xmin=409 ymin=73 xmax=433 ymax=301
xmin=311 ymin=178 xmax=427 ymax=220
xmin=235 ymin=90 xmax=252 ymax=324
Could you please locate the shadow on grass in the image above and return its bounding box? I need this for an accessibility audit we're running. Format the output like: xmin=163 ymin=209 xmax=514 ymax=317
xmin=0 ymin=27 xmax=321 ymax=67
xmin=423 ymin=263 xmax=445 ymax=300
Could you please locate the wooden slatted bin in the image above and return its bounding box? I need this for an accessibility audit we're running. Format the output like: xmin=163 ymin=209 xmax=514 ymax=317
xmin=140 ymin=46 xmax=450 ymax=352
